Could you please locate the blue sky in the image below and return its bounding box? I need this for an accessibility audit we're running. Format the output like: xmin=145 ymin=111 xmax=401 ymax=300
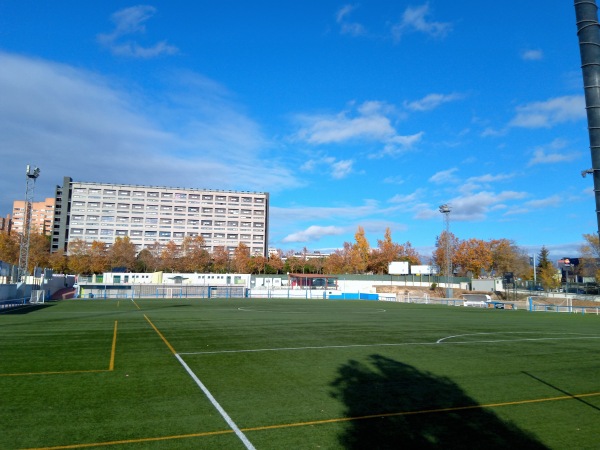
xmin=0 ymin=1 xmax=593 ymax=261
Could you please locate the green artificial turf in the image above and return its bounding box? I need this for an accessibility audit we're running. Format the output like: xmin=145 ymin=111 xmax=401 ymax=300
xmin=1 ymin=298 xmax=599 ymax=449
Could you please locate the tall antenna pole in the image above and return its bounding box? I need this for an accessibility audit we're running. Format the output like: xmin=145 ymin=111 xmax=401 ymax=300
xmin=17 ymin=165 xmax=41 ymax=282
xmin=439 ymin=204 xmax=453 ymax=298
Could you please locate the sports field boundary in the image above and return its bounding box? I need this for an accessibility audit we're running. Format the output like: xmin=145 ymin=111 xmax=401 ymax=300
xmin=5 ymin=298 xmax=600 ymax=449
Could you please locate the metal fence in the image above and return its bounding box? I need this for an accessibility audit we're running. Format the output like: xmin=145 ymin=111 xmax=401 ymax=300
xmin=77 ymin=284 xmax=247 ymax=299
xmin=528 ymin=297 xmax=600 ymax=315
xmin=0 ymin=298 xmax=29 ymax=310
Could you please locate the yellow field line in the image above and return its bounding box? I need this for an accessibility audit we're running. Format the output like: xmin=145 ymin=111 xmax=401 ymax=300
xmin=1 ymin=321 xmax=119 ymax=377
xmin=22 ymin=390 xmax=600 ymax=449
xmin=144 ymin=314 xmax=177 ymax=355
xmin=131 ymin=299 xmax=141 ymax=310
xmin=242 ymin=391 xmax=600 ymax=431
xmin=109 ymin=320 xmax=117 ymax=371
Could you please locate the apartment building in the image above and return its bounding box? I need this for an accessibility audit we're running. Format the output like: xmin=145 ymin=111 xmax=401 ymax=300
xmin=12 ymin=198 xmax=55 ymax=236
xmin=52 ymin=177 xmax=269 ymax=256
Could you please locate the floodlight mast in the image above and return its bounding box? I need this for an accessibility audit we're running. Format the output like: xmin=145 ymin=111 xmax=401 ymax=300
xmin=17 ymin=165 xmax=41 ymax=283
xmin=439 ymin=204 xmax=453 ymax=298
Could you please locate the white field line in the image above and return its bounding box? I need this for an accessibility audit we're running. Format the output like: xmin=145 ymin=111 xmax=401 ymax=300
xmin=435 ymin=331 xmax=600 ymax=344
xmin=237 ymin=307 xmax=387 ymax=314
xmin=237 ymin=307 xmax=306 ymax=314
xmin=180 ymin=334 xmax=600 ymax=356
xmin=180 ymin=342 xmax=434 ymax=355
xmin=174 ymin=353 xmax=256 ymax=450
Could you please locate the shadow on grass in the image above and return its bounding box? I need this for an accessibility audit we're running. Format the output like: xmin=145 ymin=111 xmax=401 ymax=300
xmin=331 ymin=355 xmax=548 ymax=449
xmin=0 ymin=303 xmax=56 ymax=315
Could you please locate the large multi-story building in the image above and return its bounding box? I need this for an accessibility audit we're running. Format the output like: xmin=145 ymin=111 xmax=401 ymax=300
xmin=51 ymin=177 xmax=269 ymax=256
xmin=12 ymin=198 xmax=55 ymax=236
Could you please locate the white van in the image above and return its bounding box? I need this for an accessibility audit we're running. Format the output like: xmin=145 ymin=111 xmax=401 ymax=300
xmin=462 ymin=294 xmax=492 ymax=307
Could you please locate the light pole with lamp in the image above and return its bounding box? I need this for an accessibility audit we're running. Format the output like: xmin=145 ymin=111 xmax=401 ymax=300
xmin=439 ymin=204 xmax=453 ymax=298
xmin=17 ymin=165 xmax=41 ymax=283
xmin=563 ymin=258 xmax=572 ymax=296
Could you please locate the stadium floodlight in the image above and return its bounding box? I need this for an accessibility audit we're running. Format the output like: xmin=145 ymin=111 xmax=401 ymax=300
xmin=17 ymin=165 xmax=41 ymax=283
xmin=439 ymin=204 xmax=451 ymax=215
xmin=439 ymin=204 xmax=452 ymax=298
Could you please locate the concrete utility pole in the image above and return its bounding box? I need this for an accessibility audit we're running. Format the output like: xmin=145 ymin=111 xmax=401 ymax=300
xmin=17 ymin=165 xmax=40 ymax=282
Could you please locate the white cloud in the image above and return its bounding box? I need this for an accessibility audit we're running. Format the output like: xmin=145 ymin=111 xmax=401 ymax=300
xmin=466 ymin=173 xmax=515 ymax=184
xmin=480 ymin=127 xmax=507 ymax=138
xmin=282 ymin=225 xmax=346 ymax=243
xmin=331 ymin=159 xmax=354 ymax=179
xmin=271 ymin=201 xmax=380 ymax=223
xmin=296 ymin=101 xmax=398 ymax=144
xmin=404 ymin=93 xmax=463 ymax=112
xmin=383 ymin=175 xmax=406 ymax=185
xmin=414 ymin=206 xmax=443 ymax=220
xmin=336 ymin=4 xmax=366 ymax=36
xmin=377 ymin=132 xmax=424 ymax=157
xmin=295 ymin=101 xmax=422 ymax=157
xmin=509 ymin=95 xmax=586 ymax=128
xmin=109 ymin=41 xmax=179 ymax=58
xmin=503 ymin=195 xmax=562 ymax=216
xmin=458 ymin=173 xmax=516 ymax=195
xmin=389 ymin=189 xmax=426 ymax=204
xmin=528 ymin=149 xmax=580 ymax=166
xmin=299 ymin=156 xmax=354 ymax=179
xmin=448 ymin=191 xmax=527 ymax=221
xmin=97 ymin=5 xmax=178 ymax=58
xmin=279 ymin=219 xmax=408 ymax=245
xmin=336 ymin=4 xmax=354 ymax=22
xmin=429 ymin=168 xmax=459 ymax=184
xmin=527 ymin=138 xmax=581 ymax=166
xmin=0 ymin=51 xmax=299 ymax=214
xmin=524 ymin=195 xmax=562 ymax=209
xmin=299 ymin=113 xmax=393 ymax=144
xmin=521 ymin=49 xmax=544 ymax=61
xmin=392 ymin=3 xmax=452 ymax=41
xmin=415 ymin=190 xmax=528 ymax=221
xmin=300 ymin=160 xmax=317 ymax=171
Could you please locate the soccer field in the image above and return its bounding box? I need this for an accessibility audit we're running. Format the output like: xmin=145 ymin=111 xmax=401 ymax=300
xmin=1 ymin=298 xmax=599 ymax=449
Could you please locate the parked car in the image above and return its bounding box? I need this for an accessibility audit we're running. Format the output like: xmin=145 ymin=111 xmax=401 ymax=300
xmin=565 ymin=288 xmax=585 ymax=294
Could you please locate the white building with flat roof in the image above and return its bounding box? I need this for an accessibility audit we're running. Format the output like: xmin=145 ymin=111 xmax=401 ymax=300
xmin=52 ymin=177 xmax=269 ymax=256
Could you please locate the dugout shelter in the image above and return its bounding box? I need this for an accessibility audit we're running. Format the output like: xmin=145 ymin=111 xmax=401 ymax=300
xmin=288 ymin=273 xmax=338 ymax=290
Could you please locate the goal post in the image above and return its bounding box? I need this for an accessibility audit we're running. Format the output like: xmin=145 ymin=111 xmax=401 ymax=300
xmin=156 ymin=288 xmax=173 ymax=298
xmin=156 ymin=288 xmax=183 ymax=298
xmin=30 ymin=290 xmax=45 ymax=304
